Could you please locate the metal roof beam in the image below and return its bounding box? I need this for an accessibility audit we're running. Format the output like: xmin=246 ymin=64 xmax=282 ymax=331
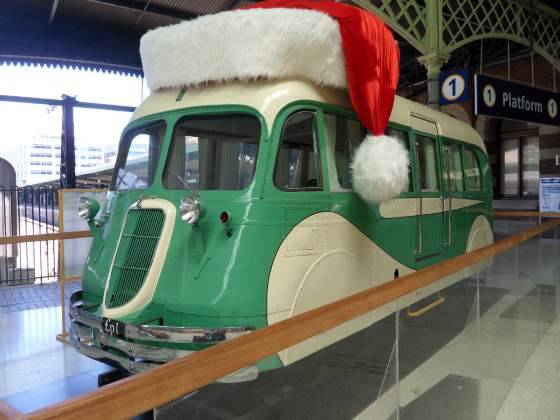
xmin=48 ymin=0 xmax=60 ymax=26
xmin=86 ymin=0 xmax=197 ymax=20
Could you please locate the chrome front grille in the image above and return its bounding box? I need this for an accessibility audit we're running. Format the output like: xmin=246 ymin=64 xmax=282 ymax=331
xmin=105 ymin=208 xmax=165 ymax=309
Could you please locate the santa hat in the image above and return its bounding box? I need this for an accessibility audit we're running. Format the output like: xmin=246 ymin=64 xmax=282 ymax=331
xmin=140 ymin=0 xmax=409 ymax=203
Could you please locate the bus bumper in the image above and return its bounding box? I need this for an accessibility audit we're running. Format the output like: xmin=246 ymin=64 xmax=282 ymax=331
xmin=68 ymin=291 xmax=258 ymax=381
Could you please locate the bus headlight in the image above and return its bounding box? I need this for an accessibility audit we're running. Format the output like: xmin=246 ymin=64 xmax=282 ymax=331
xmin=77 ymin=197 xmax=100 ymax=221
xmin=180 ymin=196 xmax=201 ymax=224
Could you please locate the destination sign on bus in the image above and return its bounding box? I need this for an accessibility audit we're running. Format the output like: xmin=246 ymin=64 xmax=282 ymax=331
xmin=474 ymin=74 xmax=560 ymax=126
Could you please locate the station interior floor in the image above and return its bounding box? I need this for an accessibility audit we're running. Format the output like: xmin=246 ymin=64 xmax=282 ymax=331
xmin=1 ymin=221 xmax=559 ymax=419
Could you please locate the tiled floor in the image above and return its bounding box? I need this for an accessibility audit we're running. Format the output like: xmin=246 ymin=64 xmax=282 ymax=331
xmin=0 ymin=234 xmax=559 ymax=419
xmin=0 ymin=281 xmax=81 ymax=313
xmin=0 ymin=305 xmax=108 ymax=402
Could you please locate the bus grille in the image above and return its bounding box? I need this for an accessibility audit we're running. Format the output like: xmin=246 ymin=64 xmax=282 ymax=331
xmin=105 ymin=208 xmax=165 ymax=309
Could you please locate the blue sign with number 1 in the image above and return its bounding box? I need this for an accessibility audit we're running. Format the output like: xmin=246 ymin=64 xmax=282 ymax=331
xmin=439 ymin=69 xmax=470 ymax=105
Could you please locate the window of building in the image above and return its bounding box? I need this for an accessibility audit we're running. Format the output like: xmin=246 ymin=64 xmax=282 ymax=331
xmin=464 ymin=147 xmax=482 ymax=191
xmin=416 ymin=135 xmax=440 ymax=192
xmin=274 ymin=111 xmax=322 ymax=190
xmin=323 ymin=113 xmax=363 ymax=190
xmin=498 ymin=119 xmax=541 ymax=198
xmin=386 ymin=126 xmax=413 ymax=192
xmin=442 ymin=142 xmax=464 ymax=192
xmin=522 ymin=137 xmax=539 ymax=196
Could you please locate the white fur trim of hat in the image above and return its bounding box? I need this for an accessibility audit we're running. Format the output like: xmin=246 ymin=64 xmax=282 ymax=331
xmin=351 ymin=135 xmax=410 ymax=203
xmin=140 ymin=8 xmax=346 ymax=92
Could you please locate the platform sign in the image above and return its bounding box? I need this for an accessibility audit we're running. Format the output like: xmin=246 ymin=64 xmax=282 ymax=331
xmin=439 ymin=69 xmax=470 ymax=105
xmin=475 ymin=74 xmax=560 ymax=126
xmin=539 ymin=178 xmax=560 ymax=212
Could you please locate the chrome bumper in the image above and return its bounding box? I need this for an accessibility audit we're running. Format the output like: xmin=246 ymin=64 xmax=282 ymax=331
xmin=69 ymin=291 xmax=258 ymax=381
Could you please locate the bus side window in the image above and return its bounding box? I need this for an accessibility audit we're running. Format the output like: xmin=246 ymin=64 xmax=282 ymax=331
xmin=464 ymin=147 xmax=482 ymax=191
xmin=385 ymin=127 xmax=413 ymax=192
xmin=416 ymin=135 xmax=440 ymax=192
xmin=442 ymin=142 xmax=464 ymax=192
xmin=324 ymin=113 xmax=363 ymax=190
xmin=274 ymin=111 xmax=322 ymax=190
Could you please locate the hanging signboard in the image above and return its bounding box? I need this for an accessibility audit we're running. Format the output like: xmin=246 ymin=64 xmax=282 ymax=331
xmin=474 ymin=74 xmax=560 ymax=126
xmin=539 ymin=178 xmax=560 ymax=212
xmin=439 ymin=69 xmax=470 ymax=105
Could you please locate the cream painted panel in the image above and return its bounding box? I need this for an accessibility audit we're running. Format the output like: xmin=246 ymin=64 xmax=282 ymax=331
xmin=131 ymin=79 xmax=351 ymax=131
xmin=410 ymin=114 xmax=438 ymax=135
xmin=379 ymin=198 xmax=483 ymax=218
xmin=379 ymin=198 xmax=418 ymax=218
xmin=101 ymin=199 xmax=176 ymax=318
xmin=267 ymin=212 xmax=413 ymax=365
xmin=445 ymin=198 xmax=483 ymax=212
xmin=132 ymin=81 xmax=485 ymax=152
xmin=390 ymin=96 xmax=486 ymax=152
xmin=269 ymin=211 xmax=494 ymax=366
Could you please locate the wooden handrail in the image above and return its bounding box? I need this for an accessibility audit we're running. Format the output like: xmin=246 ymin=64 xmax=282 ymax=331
xmin=6 ymin=218 xmax=556 ymax=420
xmin=0 ymin=401 xmax=22 ymax=420
xmin=0 ymin=231 xmax=91 ymax=246
xmin=0 ymin=210 xmax=552 ymax=247
xmin=494 ymin=210 xmax=560 ymax=217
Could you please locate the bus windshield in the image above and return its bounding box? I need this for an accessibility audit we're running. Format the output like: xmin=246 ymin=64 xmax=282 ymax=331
xmin=112 ymin=121 xmax=166 ymax=191
xmin=163 ymin=113 xmax=261 ymax=191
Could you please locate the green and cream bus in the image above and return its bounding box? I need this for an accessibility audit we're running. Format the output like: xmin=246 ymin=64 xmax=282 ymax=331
xmin=69 ymin=78 xmax=493 ymax=381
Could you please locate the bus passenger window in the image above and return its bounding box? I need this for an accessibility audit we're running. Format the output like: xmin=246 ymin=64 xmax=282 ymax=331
xmin=385 ymin=127 xmax=412 ymax=192
xmin=416 ymin=135 xmax=440 ymax=192
xmin=324 ymin=113 xmax=363 ymax=190
xmin=274 ymin=111 xmax=322 ymax=190
xmin=442 ymin=142 xmax=464 ymax=192
xmin=464 ymin=147 xmax=482 ymax=191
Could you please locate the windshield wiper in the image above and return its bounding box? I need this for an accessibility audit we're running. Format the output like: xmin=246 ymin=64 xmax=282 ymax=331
xmin=166 ymin=168 xmax=198 ymax=197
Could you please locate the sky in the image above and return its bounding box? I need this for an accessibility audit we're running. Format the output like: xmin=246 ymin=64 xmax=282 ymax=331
xmin=0 ymin=63 xmax=147 ymax=153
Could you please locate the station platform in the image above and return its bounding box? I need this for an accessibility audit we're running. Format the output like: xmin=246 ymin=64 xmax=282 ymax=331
xmin=1 ymin=233 xmax=559 ymax=419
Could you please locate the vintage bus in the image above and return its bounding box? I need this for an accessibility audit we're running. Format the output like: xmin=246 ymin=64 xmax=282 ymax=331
xmin=69 ymin=77 xmax=493 ymax=381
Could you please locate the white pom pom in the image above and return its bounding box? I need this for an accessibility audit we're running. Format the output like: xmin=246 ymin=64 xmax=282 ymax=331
xmin=351 ymin=135 xmax=410 ymax=203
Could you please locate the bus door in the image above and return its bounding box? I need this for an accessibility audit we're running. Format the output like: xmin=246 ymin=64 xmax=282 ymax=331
xmin=441 ymin=141 xmax=465 ymax=249
xmin=412 ymin=116 xmax=444 ymax=260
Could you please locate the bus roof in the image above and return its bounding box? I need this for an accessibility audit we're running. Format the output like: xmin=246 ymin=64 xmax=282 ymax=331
xmin=131 ymin=79 xmax=485 ymax=152
xmin=391 ymin=96 xmax=486 ymax=153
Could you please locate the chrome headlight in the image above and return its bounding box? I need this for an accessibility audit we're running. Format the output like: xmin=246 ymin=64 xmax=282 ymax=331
xmin=180 ymin=196 xmax=201 ymax=224
xmin=77 ymin=197 xmax=100 ymax=221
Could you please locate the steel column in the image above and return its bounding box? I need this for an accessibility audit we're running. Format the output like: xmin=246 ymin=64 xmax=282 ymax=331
xmin=60 ymin=95 xmax=76 ymax=188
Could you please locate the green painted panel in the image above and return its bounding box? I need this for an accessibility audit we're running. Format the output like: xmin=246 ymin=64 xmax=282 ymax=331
xmin=79 ymin=98 xmax=493 ymax=375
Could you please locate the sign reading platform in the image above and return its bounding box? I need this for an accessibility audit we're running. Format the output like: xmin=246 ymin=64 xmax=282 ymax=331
xmin=474 ymin=74 xmax=560 ymax=126
xmin=539 ymin=178 xmax=560 ymax=212
xmin=439 ymin=69 xmax=470 ymax=105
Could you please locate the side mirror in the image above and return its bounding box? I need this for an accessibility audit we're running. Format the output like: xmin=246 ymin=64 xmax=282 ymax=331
xmin=77 ymin=197 xmax=100 ymax=221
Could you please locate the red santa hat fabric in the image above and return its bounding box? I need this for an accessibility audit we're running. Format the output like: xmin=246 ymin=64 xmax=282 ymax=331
xmin=139 ymin=1 xmax=408 ymax=203
xmin=245 ymin=0 xmax=400 ymax=136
